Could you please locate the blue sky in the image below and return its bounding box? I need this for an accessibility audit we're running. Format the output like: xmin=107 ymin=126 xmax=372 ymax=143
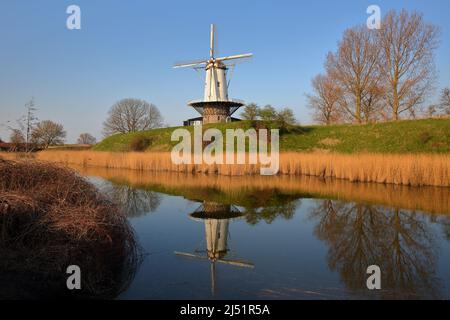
xmin=1 ymin=0 xmax=449 ymax=142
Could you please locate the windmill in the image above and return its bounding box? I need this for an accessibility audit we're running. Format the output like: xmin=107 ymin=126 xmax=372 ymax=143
xmin=175 ymin=202 xmax=254 ymax=296
xmin=174 ymin=24 xmax=253 ymax=125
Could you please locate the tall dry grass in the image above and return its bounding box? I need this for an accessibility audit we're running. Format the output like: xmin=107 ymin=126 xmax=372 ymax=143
xmin=1 ymin=150 xmax=449 ymax=187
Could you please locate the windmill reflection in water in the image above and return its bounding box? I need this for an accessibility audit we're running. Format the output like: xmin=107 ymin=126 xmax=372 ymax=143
xmin=175 ymin=202 xmax=254 ymax=296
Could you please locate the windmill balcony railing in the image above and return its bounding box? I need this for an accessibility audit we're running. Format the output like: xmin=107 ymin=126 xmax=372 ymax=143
xmin=188 ymin=98 xmax=245 ymax=105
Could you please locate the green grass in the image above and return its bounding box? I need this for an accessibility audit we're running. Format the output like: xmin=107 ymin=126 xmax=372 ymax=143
xmin=93 ymin=118 xmax=450 ymax=154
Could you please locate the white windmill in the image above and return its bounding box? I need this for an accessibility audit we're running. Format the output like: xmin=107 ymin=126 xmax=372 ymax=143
xmin=174 ymin=24 xmax=252 ymax=125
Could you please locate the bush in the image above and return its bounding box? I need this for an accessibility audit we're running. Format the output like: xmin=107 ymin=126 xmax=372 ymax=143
xmin=129 ymin=135 xmax=153 ymax=152
xmin=0 ymin=159 xmax=140 ymax=299
xmin=419 ymin=131 xmax=433 ymax=145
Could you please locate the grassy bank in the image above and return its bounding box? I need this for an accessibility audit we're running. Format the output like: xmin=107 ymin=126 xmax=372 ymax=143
xmin=93 ymin=118 xmax=450 ymax=153
xmin=3 ymin=150 xmax=449 ymax=187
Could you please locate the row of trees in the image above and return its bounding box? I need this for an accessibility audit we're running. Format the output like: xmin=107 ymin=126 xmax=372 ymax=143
xmin=307 ymin=10 xmax=446 ymax=125
xmin=5 ymin=100 xmax=67 ymax=151
xmin=4 ymin=98 xmax=164 ymax=150
xmin=426 ymin=88 xmax=450 ymax=117
xmin=240 ymin=103 xmax=297 ymax=126
xmin=10 ymin=120 xmax=66 ymax=149
xmin=9 ymin=125 xmax=97 ymax=149
xmin=5 ymin=100 xmax=97 ymax=150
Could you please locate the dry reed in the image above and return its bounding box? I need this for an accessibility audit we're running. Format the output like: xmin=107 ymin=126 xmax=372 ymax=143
xmin=3 ymin=150 xmax=447 ymax=187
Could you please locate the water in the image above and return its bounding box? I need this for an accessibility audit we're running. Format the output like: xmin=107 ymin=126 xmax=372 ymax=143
xmin=81 ymin=167 xmax=450 ymax=300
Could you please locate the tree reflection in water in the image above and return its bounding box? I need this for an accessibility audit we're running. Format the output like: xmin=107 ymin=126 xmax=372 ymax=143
xmin=440 ymin=218 xmax=450 ymax=241
xmin=241 ymin=191 xmax=300 ymax=225
xmin=100 ymin=183 xmax=162 ymax=217
xmin=309 ymin=200 xmax=443 ymax=299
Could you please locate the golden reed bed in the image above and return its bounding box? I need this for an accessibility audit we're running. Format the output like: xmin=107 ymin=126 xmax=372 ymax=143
xmin=1 ymin=150 xmax=449 ymax=187
xmin=73 ymin=167 xmax=450 ymax=215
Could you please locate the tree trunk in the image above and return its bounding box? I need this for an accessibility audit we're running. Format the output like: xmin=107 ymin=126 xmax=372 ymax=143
xmin=356 ymin=93 xmax=362 ymax=124
xmin=393 ymin=81 xmax=399 ymax=121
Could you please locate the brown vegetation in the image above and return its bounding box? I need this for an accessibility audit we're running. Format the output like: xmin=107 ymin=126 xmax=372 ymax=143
xmin=3 ymin=150 xmax=448 ymax=188
xmin=308 ymin=10 xmax=441 ymax=123
xmin=0 ymin=159 xmax=139 ymax=299
xmin=31 ymin=120 xmax=66 ymax=149
xmin=306 ymin=74 xmax=344 ymax=125
xmin=70 ymin=167 xmax=450 ymax=216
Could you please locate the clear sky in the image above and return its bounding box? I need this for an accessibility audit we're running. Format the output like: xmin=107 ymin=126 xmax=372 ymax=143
xmin=1 ymin=0 xmax=449 ymax=142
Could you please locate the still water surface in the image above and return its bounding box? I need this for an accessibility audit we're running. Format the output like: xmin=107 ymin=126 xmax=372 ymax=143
xmin=79 ymin=167 xmax=450 ymax=299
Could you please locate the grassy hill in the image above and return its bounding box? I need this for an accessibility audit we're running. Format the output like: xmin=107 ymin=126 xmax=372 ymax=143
xmin=93 ymin=118 xmax=450 ymax=154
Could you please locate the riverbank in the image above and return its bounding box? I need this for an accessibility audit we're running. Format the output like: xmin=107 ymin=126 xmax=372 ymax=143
xmin=2 ymin=150 xmax=449 ymax=187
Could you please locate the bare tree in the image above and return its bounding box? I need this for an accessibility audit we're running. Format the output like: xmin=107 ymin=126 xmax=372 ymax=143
xmin=438 ymin=87 xmax=450 ymax=116
xmin=103 ymin=98 xmax=163 ymax=136
xmin=77 ymin=133 xmax=97 ymax=145
xmin=306 ymin=74 xmax=344 ymax=125
xmin=326 ymin=25 xmax=381 ymax=123
xmin=378 ymin=10 xmax=440 ymax=120
xmin=426 ymin=105 xmax=438 ymax=118
xmin=9 ymin=129 xmax=25 ymax=144
xmin=362 ymin=83 xmax=385 ymax=123
xmin=7 ymin=99 xmax=39 ymax=152
xmin=23 ymin=99 xmax=39 ymax=152
xmin=31 ymin=120 xmax=66 ymax=149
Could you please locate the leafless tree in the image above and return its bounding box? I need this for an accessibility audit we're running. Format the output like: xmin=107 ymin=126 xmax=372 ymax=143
xmin=8 ymin=99 xmax=39 ymax=152
xmin=77 ymin=133 xmax=97 ymax=145
xmin=426 ymin=105 xmax=438 ymax=118
xmin=326 ymin=25 xmax=381 ymax=123
xmin=31 ymin=120 xmax=66 ymax=149
xmin=9 ymin=129 xmax=25 ymax=144
xmin=362 ymin=83 xmax=385 ymax=123
xmin=306 ymin=74 xmax=344 ymax=125
xmin=103 ymin=98 xmax=163 ymax=136
xmin=438 ymin=87 xmax=450 ymax=116
xmin=378 ymin=10 xmax=440 ymax=120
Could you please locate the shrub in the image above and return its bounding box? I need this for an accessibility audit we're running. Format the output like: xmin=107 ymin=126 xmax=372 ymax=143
xmin=419 ymin=131 xmax=433 ymax=145
xmin=0 ymin=159 xmax=140 ymax=299
xmin=129 ymin=135 xmax=153 ymax=152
